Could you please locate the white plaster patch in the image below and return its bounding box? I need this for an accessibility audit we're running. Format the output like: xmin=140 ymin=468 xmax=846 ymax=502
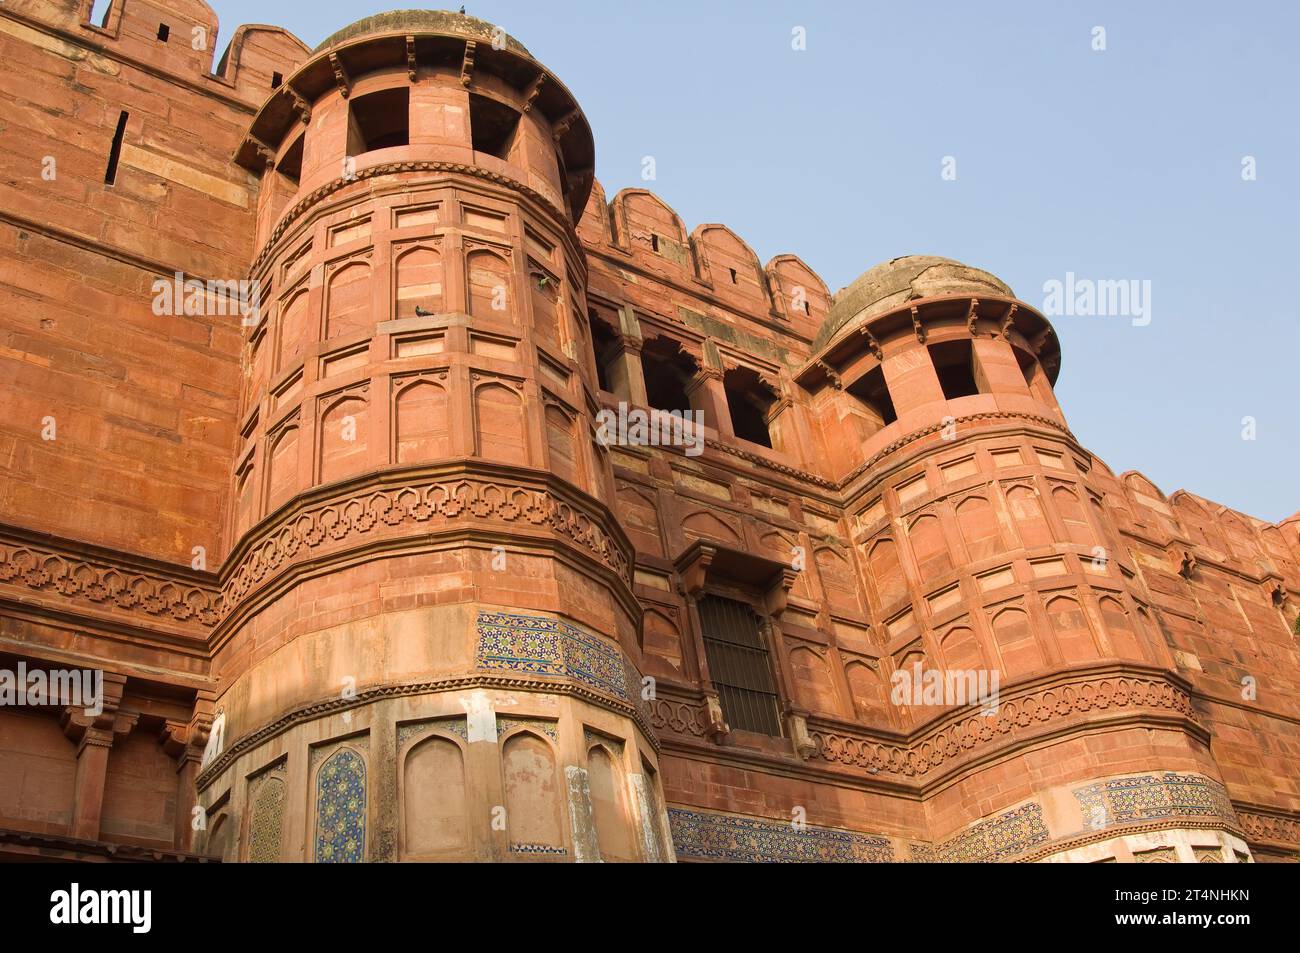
xmin=460 ymin=690 xmax=498 ymax=743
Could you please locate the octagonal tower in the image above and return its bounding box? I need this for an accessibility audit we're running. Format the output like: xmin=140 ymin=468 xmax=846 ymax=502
xmin=199 ymin=11 xmax=669 ymax=863
xmin=796 ymin=257 xmax=1247 ymax=863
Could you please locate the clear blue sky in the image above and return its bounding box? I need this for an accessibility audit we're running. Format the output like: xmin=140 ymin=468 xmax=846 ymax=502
xmin=207 ymin=0 xmax=1299 ymax=522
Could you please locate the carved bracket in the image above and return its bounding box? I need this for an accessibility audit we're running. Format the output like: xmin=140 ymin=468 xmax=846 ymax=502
xmin=328 ymin=53 xmax=351 ymax=98
xmin=999 ymin=302 xmax=1019 ymax=339
xmin=461 ymin=40 xmax=477 ymax=87
xmin=522 ymin=73 xmax=546 ymax=113
xmin=704 ymin=693 xmax=729 ymax=744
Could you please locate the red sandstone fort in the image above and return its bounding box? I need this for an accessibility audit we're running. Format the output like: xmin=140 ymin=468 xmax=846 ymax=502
xmin=0 ymin=3 xmax=1296 ymax=864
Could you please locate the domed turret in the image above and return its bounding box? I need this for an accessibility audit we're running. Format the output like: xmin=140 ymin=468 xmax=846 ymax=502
xmin=203 ymin=8 xmax=666 ymax=864
xmin=815 ymin=256 xmax=1014 ymax=352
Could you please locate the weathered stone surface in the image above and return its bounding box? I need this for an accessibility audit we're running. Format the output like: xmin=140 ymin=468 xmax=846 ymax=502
xmin=0 ymin=6 xmax=1294 ymax=865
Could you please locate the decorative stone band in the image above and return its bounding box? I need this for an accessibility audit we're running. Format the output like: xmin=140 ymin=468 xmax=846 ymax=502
xmin=1235 ymin=809 xmax=1300 ymax=850
xmin=250 ymin=161 xmax=581 ymax=276
xmin=809 ymin=669 xmax=1200 ymax=782
xmin=218 ymin=469 xmax=635 ymax=633
xmin=0 ymin=529 xmax=220 ymax=631
xmin=840 ymin=411 xmax=1078 ymax=490
xmin=669 ymin=772 xmax=1243 ymax=863
xmin=668 ymin=808 xmax=896 ymax=863
xmin=650 ymin=667 xmax=1202 ymax=788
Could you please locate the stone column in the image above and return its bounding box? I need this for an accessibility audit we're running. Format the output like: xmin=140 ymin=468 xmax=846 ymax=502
xmin=62 ymin=672 xmax=127 ymax=842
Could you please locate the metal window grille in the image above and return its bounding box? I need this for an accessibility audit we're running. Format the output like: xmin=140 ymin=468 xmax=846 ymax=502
xmin=698 ymin=595 xmax=782 ymax=736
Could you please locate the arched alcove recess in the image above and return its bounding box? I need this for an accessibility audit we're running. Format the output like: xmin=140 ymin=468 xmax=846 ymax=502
xmin=265 ymin=425 xmax=299 ymax=512
xmin=313 ymin=747 xmax=366 ymax=864
xmin=394 ymin=244 xmax=445 ymax=319
xmin=844 ymin=660 xmax=886 ymax=722
xmin=788 ymin=644 xmax=840 ymax=716
xmin=641 ymin=608 xmax=683 ymax=677
xmin=940 ymin=624 xmax=984 ymax=670
xmin=473 ymin=381 xmax=527 ymax=465
xmin=235 ymin=459 xmax=256 ymax=535
xmin=402 ymin=735 xmax=467 ymax=858
xmin=681 ymin=511 xmax=742 ymax=546
xmin=1046 ymin=593 xmax=1098 ymax=663
xmin=247 ymin=330 xmax=270 ymax=404
xmin=956 ymin=495 xmax=1001 ymax=561
xmin=1052 ymin=486 xmax=1096 ymax=547
xmin=501 ymin=731 xmax=564 ymax=855
xmin=615 ymin=484 xmax=663 ymax=557
xmin=319 ymin=395 xmax=369 ymax=485
xmin=991 ymin=605 xmax=1041 ymax=678
xmin=815 ymin=547 xmax=861 ymax=616
xmin=394 ymin=379 xmax=450 ymax=463
xmin=324 ymin=260 xmax=372 ymax=339
xmin=908 ymin=513 xmax=953 ymax=586
xmin=868 ymin=537 xmax=908 ymax=607
xmin=587 ymin=742 xmax=635 ymax=862
xmin=529 ymin=264 xmax=561 ymax=345
xmin=544 ymin=403 xmax=578 ymax=485
xmin=247 ymin=775 xmax=285 ymax=862
xmin=277 ymin=288 xmax=313 ymax=371
xmin=587 ymin=438 xmax=611 ymax=505
xmin=1099 ymin=595 xmax=1145 ymax=660
xmin=1006 ymin=484 xmax=1051 ymax=548
xmin=205 ymin=812 xmax=231 ymax=860
xmin=467 ymin=248 xmax=512 ymax=320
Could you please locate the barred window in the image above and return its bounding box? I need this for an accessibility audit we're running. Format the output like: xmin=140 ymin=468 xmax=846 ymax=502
xmin=698 ymin=595 xmax=782 ymax=736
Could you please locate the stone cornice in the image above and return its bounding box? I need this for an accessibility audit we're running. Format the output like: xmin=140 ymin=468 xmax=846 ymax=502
xmin=651 ymin=664 xmax=1206 ymax=794
xmin=214 ymin=463 xmax=638 ymax=642
xmin=838 ymin=412 xmax=1079 ymax=494
xmin=0 ymin=827 xmax=217 ymax=863
xmin=1234 ymin=805 xmax=1300 ymax=848
xmin=0 ymin=525 xmax=220 ymax=635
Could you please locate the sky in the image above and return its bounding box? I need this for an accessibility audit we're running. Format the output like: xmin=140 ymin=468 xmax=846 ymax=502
xmin=201 ymin=0 xmax=1298 ymax=522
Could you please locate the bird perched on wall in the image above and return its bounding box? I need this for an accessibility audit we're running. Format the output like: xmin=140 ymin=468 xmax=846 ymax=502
xmin=414 ymin=305 xmax=432 ymax=317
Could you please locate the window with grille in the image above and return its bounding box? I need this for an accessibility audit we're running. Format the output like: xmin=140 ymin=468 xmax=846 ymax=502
xmin=698 ymin=595 xmax=782 ymax=736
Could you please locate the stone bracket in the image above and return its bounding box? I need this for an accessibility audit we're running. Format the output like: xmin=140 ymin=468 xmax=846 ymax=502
xmin=329 ymin=53 xmax=351 ymax=98
xmin=460 ymin=40 xmax=477 ymax=87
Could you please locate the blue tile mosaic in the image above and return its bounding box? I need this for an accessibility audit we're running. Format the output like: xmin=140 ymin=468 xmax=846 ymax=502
xmin=476 ymin=611 xmax=630 ymax=700
xmin=669 ymin=808 xmax=894 ymax=863
xmin=314 ymin=748 xmax=366 ymax=863
xmin=1073 ymin=772 xmax=1235 ymax=828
